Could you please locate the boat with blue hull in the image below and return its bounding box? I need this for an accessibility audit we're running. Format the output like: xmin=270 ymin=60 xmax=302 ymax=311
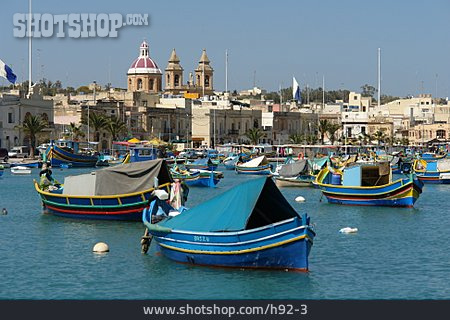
xmin=45 ymin=140 xmax=98 ymax=167
xmin=184 ymin=158 xmax=218 ymax=171
xmin=235 ymin=156 xmax=272 ymax=175
xmin=315 ymin=162 xmax=423 ymax=207
xmin=34 ymin=159 xmax=173 ymax=221
xmin=413 ymin=158 xmax=450 ymax=184
xmin=143 ymin=177 xmax=315 ymax=271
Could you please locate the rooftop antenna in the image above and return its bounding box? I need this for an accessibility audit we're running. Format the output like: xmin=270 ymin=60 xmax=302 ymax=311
xmin=253 ymin=70 xmax=256 ymax=88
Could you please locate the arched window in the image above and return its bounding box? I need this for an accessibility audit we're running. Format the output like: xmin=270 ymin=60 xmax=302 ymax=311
xmin=437 ymin=129 xmax=446 ymax=139
xmin=205 ymin=75 xmax=210 ymax=87
xmin=149 ymin=79 xmax=154 ymax=91
xmin=41 ymin=113 xmax=49 ymax=123
xmin=197 ymin=75 xmax=201 ymax=86
xmin=174 ymin=74 xmax=180 ymax=87
xmin=167 ymin=74 xmax=170 ymax=85
xmin=137 ymin=79 xmax=143 ymax=90
xmin=253 ymin=119 xmax=259 ymax=128
xmin=25 ymin=112 xmax=32 ymax=120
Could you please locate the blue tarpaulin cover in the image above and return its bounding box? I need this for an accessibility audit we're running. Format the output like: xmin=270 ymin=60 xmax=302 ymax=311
xmin=158 ymin=177 xmax=299 ymax=232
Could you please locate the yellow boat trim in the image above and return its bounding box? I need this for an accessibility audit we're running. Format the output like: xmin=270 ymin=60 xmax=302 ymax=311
xmin=33 ymin=179 xmax=171 ymax=199
xmin=158 ymin=234 xmax=311 ymax=255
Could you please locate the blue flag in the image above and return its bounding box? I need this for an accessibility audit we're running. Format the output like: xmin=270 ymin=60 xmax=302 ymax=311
xmin=0 ymin=58 xmax=17 ymax=84
xmin=293 ymin=77 xmax=301 ymax=103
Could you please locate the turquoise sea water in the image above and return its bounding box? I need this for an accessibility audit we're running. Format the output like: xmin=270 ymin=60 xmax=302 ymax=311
xmin=0 ymin=166 xmax=449 ymax=299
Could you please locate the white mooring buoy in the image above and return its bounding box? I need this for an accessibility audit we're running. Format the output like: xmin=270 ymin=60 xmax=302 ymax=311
xmin=339 ymin=227 xmax=358 ymax=234
xmin=295 ymin=196 xmax=306 ymax=202
xmin=93 ymin=242 xmax=109 ymax=253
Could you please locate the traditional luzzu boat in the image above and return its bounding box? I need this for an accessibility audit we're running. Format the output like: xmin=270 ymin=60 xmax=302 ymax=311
xmin=235 ymin=155 xmax=272 ymax=175
xmin=223 ymin=155 xmax=239 ymax=170
xmin=170 ymin=166 xmax=222 ymax=187
xmin=421 ymin=152 xmax=447 ymax=161
xmin=274 ymin=159 xmax=314 ymax=187
xmin=142 ymin=177 xmax=316 ymax=271
xmin=315 ymin=161 xmax=423 ymax=207
xmin=45 ymin=140 xmax=98 ymax=167
xmin=184 ymin=158 xmax=218 ymax=171
xmin=34 ymin=159 xmax=174 ymax=220
xmin=413 ymin=158 xmax=450 ymax=184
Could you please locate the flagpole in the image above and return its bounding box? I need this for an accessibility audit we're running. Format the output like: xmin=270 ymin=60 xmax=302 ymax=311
xmin=377 ymin=48 xmax=381 ymax=108
xmin=28 ymin=0 xmax=32 ymax=97
xmin=225 ymin=49 xmax=228 ymax=93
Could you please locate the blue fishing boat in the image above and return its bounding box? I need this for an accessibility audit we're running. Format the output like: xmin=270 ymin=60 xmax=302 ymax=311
xmin=413 ymin=158 xmax=450 ymax=184
xmin=170 ymin=167 xmax=222 ymax=187
xmin=315 ymin=162 xmax=423 ymax=207
xmin=421 ymin=152 xmax=447 ymax=161
xmin=143 ymin=177 xmax=315 ymax=271
xmin=0 ymin=165 xmax=3 ymax=177
xmin=10 ymin=161 xmax=42 ymax=168
xmin=235 ymin=156 xmax=272 ymax=175
xmin=34 ymin=159 xmax=174 ymax=221
xmin=223 ymin=155 xmax=239 ymax=170
xmin=45 ymin=140 xmax=98 ymax=167
xmin=184 ymin=158 xmax=218 ymax=171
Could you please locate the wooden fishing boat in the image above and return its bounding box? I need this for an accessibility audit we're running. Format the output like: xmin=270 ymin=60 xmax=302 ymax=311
xmin=235 ymin=156 xmax=272 ymax=175
xmin=34 ymin=159 xmax=174 ymax=221
xmin=413 ymin=158 xmax=450 ymax=184
xmin=315 ymin=162 xmax=423 ymax=207
xmin=274 ymin=159 xmax=314 ymax=187
xmin=184 ymin=158 xmax=218 ymax=171
xmin=170 ymin=167 xmax=222 ymax=187
xmin=143 ymin=177 xmax=316 ymax=271
xmin=45 ymin=140 xmax=98 ymax=167
xmin=421 ymin=152 xmax=447 ymax=161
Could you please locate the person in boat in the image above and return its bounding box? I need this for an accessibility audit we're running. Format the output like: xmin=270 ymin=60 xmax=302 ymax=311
xmin=39 ymin=162 xmax=59 ymax=190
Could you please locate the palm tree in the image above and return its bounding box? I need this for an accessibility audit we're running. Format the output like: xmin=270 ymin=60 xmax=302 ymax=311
xmin=105 ymin=116 xmax=128 ymax=150
xmin=20 ymin=114 xmax=48 ymax=157
xmin=68 ymin=122 xmax=85 ymax=141
xmin=289 ymin=133 xmax=304 ymax=144
xmin=318 ymin=119 xmax=330 ymax=144
xmin=327 ymin=123 xmax=341 ymax=145
xmin=373 ymin=130 xmax=385 ymax=146
xmin=245 ymin=128 xmax=264 ymax=145
xmin=88 ymin=112 xmax=108 ymax=142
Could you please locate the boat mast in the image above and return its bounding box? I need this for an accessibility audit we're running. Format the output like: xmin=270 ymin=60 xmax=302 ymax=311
xmin=225 ymin=49 xmax=228 ymax=93
xmin=378 ymin=48 xmax=381 ymax=108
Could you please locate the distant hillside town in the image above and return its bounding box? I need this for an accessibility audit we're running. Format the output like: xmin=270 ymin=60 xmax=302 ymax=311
xmin=1 ymin=40 xmax=449 ymax=152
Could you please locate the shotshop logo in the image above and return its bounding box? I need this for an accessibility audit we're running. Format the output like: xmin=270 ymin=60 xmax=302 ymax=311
xmin=13 ymin=13 xmax=149 ymax=38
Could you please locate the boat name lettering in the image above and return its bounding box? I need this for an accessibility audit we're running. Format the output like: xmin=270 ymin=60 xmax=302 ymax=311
xmin=193 ymin=235 xmax=210 ymax=242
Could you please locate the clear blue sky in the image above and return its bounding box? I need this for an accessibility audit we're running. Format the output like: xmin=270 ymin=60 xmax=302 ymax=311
xmin=1 ymin=0 xmax=449 ymax=98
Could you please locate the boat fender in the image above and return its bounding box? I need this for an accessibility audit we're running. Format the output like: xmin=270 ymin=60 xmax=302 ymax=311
xmin=295 ymin=196 xmax=306 ymax=202
xmin=298 ymin=152 xmax=304 ymax=160
xmin=153 ymin=189 xmax=169 ymax=200
xmin=339 ymin=227 xmax=358 ymax=234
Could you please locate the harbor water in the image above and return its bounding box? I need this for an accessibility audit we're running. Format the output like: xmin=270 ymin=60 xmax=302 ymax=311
xmin=0 ymin=165 xmax=449 ymax=299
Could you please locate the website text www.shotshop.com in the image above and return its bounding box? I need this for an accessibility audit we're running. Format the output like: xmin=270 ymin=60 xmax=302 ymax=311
xmin=142 ymin=303 xmax=308 ymax=317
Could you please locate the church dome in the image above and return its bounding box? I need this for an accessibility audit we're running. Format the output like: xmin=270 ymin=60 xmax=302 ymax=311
xmin=127 ymin=40 xmax=162 ymax=75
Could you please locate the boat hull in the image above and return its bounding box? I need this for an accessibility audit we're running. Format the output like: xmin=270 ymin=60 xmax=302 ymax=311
xmin=150 ymin=217 xmax=315 ymax=271
xmin=318 ymin=178 xmax=423 ymax=207
xmin=275 ymin=177 xmax=313 ymax=187
xmin=34 ymin=180 xmax=165 ymax=221
xmin=46 ymin=145 xmax=98 ymax=167
xmin=236 ymin=164 xmax=272 ymax=175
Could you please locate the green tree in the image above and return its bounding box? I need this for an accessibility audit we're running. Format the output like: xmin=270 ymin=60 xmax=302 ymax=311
xmin=68 ymin=122 xmax=85 ymax=141
xmin=289 ymin=134 xmax=304 ymax=144
xmin=318 ymin=119 xmax=330 ymax=144
xmin=245 ymin=128 xmax=264 ymax=145
xmin=105 ymin=116 xmax=128 ymax=144
xmin=327 ymin=123 xmax=341 ymax=145
xmin=373 ymin=130 xmax=386 ymax=146
xmin=77 ymin=86 xmax=92 ymax=94
xmin=87 ymin=112 xmax=108 ymax=142
xmin=20 ymin=114 xmax=48 ymax=157
xmin=361 ymin=84 xmax=376 ymax=98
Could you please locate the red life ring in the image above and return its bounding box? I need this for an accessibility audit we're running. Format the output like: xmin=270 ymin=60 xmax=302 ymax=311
xmin=298 ymin=152 xmax=304 ymax=160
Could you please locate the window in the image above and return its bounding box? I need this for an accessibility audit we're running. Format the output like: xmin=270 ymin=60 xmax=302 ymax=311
xmin=137 ymin=78 xmax=143 ymax=90
xmin=197 ymin=75 xmax=200 ymax=85
xmin=174 ymin=74 xmax=179 ymax=87
xmin=254 ymin=119 xmax=259 ymax=128
xmin=8 ymin=113 xmax=14 ymax=123
xmin=149 ymin=79 xmax=154 ymax=91
xmin=437 ymin=130 xmax=446 ymax=139
xmin=354 ymin=96 xmax=358 ymax=100
xmin=205 ymin=75 xmax=210 ymax=87
xmin=41 ymin=113 xmax=49 ymax=123
xmin=361 ymin=127 xmax=366 ymax=135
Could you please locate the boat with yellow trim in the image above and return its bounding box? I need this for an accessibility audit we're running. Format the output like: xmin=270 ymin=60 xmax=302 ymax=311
xmin=142 ymin=176 xmax=315 ymax=271
xmin=413 ymin=158 xmax=450 ymax=184
xmin=45 ymin=140 xmax=98 ymax=167
xmin=34 ymin=159 xmax=174 ymax=220
xmin=315 ymin=162 xmax=423 ymax=207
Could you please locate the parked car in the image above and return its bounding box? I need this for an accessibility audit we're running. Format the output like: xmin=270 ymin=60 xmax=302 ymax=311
xmin=0 ymin=148 xmax=8 ymax=161
xmin=8 ymin=146 xmax=30 ymax=158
